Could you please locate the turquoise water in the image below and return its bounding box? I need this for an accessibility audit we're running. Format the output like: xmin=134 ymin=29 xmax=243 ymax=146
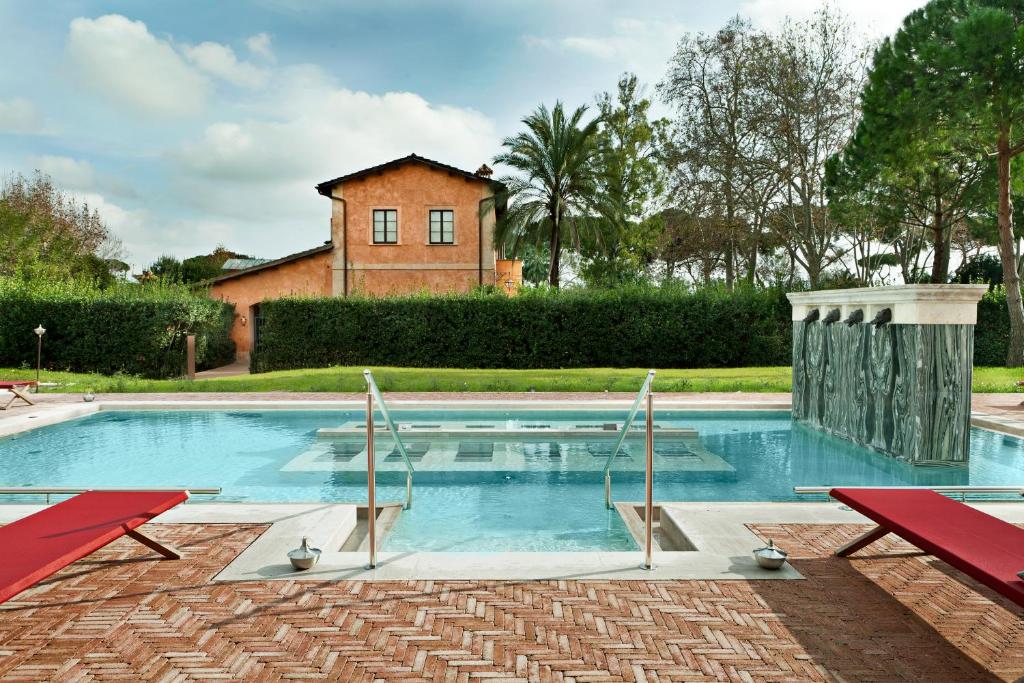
xmin=1 ymin=409 xmax=1023 ymax=551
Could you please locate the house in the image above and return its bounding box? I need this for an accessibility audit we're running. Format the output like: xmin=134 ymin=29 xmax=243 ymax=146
xmin=207 ymin=154 xmax=521 ymax=359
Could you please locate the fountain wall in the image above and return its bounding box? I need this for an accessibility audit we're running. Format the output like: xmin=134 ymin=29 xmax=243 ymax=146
xmin=787 ymin=285 xmax=987 ymax=465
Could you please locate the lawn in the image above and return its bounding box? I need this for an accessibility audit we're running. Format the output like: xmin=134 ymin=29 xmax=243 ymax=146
xmin=2 ymin=365 xmax=1022 ymax=393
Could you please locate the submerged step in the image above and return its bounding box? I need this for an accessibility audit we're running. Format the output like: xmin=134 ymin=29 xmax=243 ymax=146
xmin=316 ymin=424 xmax=699 ymax=440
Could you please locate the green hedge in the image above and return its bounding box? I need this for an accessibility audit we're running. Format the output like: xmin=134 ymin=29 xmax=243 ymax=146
xmin=253 ymin=286 xmax=793 ymax=371
xmin=0 ymin=278 xmax=235 ymax=378
xmin=975 ymin=287 xmax=1012 ymax=366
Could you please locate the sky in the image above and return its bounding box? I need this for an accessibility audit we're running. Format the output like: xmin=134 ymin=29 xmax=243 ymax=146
xmin=0 ymin=0 xmax=928 ymax=272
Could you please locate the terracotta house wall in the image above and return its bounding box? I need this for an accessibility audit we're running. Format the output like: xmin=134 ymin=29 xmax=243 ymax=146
xmin=326 ymin=164 xmax=496 ymax=296
xmin=209 ymin=251 xmax=333 ymax=356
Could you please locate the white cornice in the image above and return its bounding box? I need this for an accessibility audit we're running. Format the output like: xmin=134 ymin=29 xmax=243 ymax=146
xmin=786 ymin=285 xmax=988 ymax=325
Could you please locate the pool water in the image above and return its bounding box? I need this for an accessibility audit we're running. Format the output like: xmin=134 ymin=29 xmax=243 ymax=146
xmin=1 ymin=409 xmax=1023 ymax=551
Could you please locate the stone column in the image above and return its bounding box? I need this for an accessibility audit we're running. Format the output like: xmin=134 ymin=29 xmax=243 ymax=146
xmin=787 ymin=285 xmax=987 ymax=465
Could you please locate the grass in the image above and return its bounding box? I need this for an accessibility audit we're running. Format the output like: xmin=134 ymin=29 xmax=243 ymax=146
xmin=2 ymin=364 xmax=1023 ymax=393
xmin=0 ymin=366 xmax=789 ymax=393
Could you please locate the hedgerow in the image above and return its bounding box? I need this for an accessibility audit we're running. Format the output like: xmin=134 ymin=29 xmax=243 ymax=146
xmin=252 ymin=285 xmax=793 ymax=371
xmin=0 ymin=277 xmax=234 ymax=378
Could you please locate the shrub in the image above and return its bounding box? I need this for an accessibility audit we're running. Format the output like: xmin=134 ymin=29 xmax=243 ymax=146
xmin=0 ymin=277 xmax=234 ymax=378
xmin=975 ymin=287 xmax=1011 ymax=367
xmin=252 ymin=285 xmax=793 ymax=371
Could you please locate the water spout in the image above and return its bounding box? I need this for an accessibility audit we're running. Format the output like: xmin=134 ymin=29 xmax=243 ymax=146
xmin=802 ymin=308 xmax=820 ymax=323
xmin=870 ymin=308 xmax=892 ymax=327
xmin=822 ymin=308 xmax=841 ymax=325
xmin=843 ymin=309 xmax=864 ymax=326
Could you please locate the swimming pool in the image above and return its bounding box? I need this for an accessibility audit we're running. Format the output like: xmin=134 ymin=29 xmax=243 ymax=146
xmin=2 ymin=409 xmax=1023 ymax=551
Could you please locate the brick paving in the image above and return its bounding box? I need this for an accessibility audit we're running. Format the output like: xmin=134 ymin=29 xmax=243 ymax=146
xmin=0 ymin=523 xmax=1022 ymax=682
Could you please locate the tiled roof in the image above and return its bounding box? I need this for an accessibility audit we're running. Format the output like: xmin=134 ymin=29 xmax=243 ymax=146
xmin=315 ymin=154 xmax=505 ymax=196
xmin=221 ymin=258 xmax=272 ymax=271
xmin=203 ymin=243 xmax=333 ymax=285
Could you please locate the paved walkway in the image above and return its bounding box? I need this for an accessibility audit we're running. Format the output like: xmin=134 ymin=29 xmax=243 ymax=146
xmin=0 ymin=523 xmax=1020 ymax=681
xmin=195 ymin=359 xmax=250 ymax=379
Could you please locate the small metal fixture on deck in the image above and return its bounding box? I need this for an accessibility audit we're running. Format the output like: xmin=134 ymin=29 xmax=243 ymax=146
xmin=287 ymin=537 xmax=321 ymax=570
xmin=752 ymin=539 xmax=787 ymax=570
xmin=83 ymin=390 xmax=95 ymax=402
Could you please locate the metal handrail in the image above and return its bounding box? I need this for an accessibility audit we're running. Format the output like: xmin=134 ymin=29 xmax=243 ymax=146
xmin=364 ymin=369 xmax=415 ymax=510
xmin=604 ymin=369 xmax=655 ymax=509
xmin=794 ymin=486 xmax=1024 ymax=503
xmin=363 ymin=369 xmax=413 ymax=570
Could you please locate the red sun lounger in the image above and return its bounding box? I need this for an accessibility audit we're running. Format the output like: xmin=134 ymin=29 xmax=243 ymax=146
xmin=830 ymin=487 xmax=1024 ymax=608
xmin=0 ymin=381 xmax=36 ymax=410
xmin=0 ymin=489 xmax=188 ymax=604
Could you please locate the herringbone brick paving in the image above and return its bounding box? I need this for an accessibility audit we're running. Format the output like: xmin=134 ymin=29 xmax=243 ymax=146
xmin=0 ymin=522 xmax=1021 ymax=682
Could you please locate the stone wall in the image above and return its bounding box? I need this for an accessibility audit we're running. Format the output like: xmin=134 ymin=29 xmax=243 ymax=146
xmin=792 ymin=320 xmax=974 ymax=465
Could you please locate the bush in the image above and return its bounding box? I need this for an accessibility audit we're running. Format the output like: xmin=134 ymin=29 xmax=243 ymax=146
xmin=975 ymin=287 xmax=1011 ymax=366
xmin=252 ymin=285 xmax=793 ymax=372
xmin=0 ymin=277 xmax=234 ymax=378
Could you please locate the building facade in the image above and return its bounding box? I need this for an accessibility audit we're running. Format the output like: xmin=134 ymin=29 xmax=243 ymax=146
xmin=208 ymin=154 xmax=518 ymax=358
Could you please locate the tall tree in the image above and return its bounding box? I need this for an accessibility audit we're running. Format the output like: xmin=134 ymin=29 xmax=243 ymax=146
xmin=491 ymin=102 xmax=613 ymax=287
xmin=0 ymin=171 xmax=119 ymax=285
xmin=863 ymin=0 xmax=1024 ymax=364
xmin=755 ymin=7 xmax=864 ymax=287
xmin=579 ymin=74 xmax=668 ymax=286
xmin=660 ymin=17 xmax=772 ymax=287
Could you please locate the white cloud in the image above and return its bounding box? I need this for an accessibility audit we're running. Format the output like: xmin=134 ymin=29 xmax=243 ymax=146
xmin=66 ymin=14 xmax=209 ymax=117
xmin=523 ymin=18 xmax=685 ymax=85
xmin=0 ymin=98 xmax=45 ymax=134
xmin=29 ymin=155 xmax=95 ymax=189
xmin=165 ymin=68 xmax=499 ymax=259
xmin=739 ymin=0 xmax=928 ymax=35
xmin=173 ymin=71 xmax=497 ymax=187
xmin=182 ymin=41 xmax=269 ymax=89
xmin=246 ymin=32 xmax=275 ymax=62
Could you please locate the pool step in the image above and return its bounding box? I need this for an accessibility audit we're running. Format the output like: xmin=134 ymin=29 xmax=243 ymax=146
xmin=339 ymin=503 xmax=403 ymax=552
xmin=317 ymin=425 xmax=699 ymax=440
xmin=614 ymin=502 xmax=697 ymax=552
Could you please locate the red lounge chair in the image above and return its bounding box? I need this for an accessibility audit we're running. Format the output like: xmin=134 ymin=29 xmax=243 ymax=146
xmin=0 ymin=489 xmax=188 ymax=604
xmin=0 ymin=381 xmax=36 ymax=410
xmin=830 ymin=487 xmax=1024 ymax=608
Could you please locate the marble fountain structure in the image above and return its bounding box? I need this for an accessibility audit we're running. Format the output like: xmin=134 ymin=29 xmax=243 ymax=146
xmin=787 ymin=285 xmax=988 ymax=465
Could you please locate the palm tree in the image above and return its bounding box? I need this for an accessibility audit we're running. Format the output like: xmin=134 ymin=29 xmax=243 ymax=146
xmin=491 ymin=102 xmax=614 ymax=287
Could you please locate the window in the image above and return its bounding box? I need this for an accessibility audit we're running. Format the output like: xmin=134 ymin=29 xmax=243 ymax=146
xmin=373 ymin=209 xmax=398 ymax=244
xmin=429 ymin=209 xmax=454 ymax=244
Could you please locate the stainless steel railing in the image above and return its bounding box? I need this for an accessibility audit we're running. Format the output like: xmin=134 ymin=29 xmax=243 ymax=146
xmin=363 ymin=369 xmax=415 ymax=569
xmin=794 ymin=486 xmax=1024 ymax=502
xmin=603 ymin=369 xmax=655 ymax=510
xmin=599 ymin=370 xmax=656 ymax=570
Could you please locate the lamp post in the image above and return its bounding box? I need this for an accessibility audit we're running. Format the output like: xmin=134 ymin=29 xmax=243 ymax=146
xmin=34 ymin=324 xmax=46 ymax=388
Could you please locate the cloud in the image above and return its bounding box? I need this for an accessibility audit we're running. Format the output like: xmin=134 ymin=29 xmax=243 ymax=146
xmin=739 ymin=0 xmax=928 ymax=35
xmin=0 ymin=98 xmax=45 ymax=134
xmin=66 ymin=14 xmax=209 ymax=117
xmin=165 ymin=69 xmax=499 ymax=258
xmin=246 ymin=32 xmax=275 ymax=62
xmin=182 ymin=41 xmax=269 ymax=89
xmin=523 ymin=18 xmax=685 ymax=84
xmin=173 ymin=71 xmax=497 ymax=187
xmin=29 ymin=155 xmax=95 ymax=189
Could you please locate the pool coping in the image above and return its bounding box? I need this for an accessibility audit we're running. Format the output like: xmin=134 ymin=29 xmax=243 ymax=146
xmin=5 ymin=397 xmax=1024 ymax=442
xmin=2 ymin=500 xmax=1024 ymax=581
xmin=0 ymin=396 xmax=793 ymax=440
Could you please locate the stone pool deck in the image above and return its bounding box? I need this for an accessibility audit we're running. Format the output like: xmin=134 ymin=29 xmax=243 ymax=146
xmin=3 ymin=391 xmax=1024 ymax=679
xmin=0 ymin=521 xmax=1022 ymax=681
